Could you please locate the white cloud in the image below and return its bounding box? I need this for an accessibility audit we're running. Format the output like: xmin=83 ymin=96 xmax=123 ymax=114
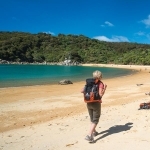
xmin=101 ymin=25 xmax=105 ymax=27
xmin=135 ymin=31 xmax=150 ymax=40
xmin=105 ymin=21 xmax=114 ymax=27
xmin=136 ymin=31 xmax=145 ymax=36
xmin=101 ymin=21 xmax=114 ymax=27
xmin=43 ymin=31 xmax=55 ymax=35
xmin=93 ymin=35 xmax=129 ymax=42
xmin=141 ymin=15 xmax=150 ymax=27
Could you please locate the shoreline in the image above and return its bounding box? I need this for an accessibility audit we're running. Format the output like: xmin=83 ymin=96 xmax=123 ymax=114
xmin=0 ymin=64 xmax=138 ymax=88
xmin=1 ymin=64 xmax=149 ymax=89
xmin=0 ymin=64 xmax=150 ymax=150
xmin=82 ymin=63 xmax=150 ymax=72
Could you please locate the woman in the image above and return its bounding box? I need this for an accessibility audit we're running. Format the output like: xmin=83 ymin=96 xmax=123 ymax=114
xmin=81 ymin=70 xmax=107 ymax=142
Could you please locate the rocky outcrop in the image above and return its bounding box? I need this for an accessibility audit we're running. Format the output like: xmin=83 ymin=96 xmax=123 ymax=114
xmin=0 ymin=59 xmax=81 ymax=66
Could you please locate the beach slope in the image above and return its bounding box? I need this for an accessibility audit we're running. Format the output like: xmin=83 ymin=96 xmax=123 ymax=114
xmin=0 ymin=65 xmax=150 ymax=150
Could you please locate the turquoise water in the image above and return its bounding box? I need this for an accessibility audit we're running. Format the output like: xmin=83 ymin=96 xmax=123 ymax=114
xmin=0 ymin=64 xmax=135 ymax=88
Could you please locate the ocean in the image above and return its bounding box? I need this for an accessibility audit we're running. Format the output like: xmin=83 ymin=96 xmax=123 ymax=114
xmin=0 ymin=64 xmax=135 ymax=88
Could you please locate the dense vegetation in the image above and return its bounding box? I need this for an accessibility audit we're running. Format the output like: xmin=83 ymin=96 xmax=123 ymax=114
xmin=0 ymin=31 xmax=150 ymax=65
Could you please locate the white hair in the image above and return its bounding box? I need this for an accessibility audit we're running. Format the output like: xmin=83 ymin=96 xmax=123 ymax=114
xmin=93 ymin=70 xmax=102 ymax=79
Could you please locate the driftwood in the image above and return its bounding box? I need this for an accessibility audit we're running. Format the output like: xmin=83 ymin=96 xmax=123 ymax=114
xmin=58 ymin=79 xmax=73 ymax=85
xmin=136 ymin=84 xmax=143 ymax=86
xmin=145 ymin=92 xmax=150 ymax=96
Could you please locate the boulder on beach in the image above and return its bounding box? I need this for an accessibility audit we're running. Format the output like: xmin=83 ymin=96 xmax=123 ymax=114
xmin=58 ymin=79 xmax=73 ymax=85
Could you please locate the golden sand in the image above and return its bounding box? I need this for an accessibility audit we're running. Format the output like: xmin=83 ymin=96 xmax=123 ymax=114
xmin=0 ymin=64 xmax=150 ymax=150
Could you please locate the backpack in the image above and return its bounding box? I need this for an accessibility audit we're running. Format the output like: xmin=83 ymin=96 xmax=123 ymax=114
xmin=83 ymin=78 xmax=102 ymax=103
xmin=139 ymin=102 xmax=150 ymax=109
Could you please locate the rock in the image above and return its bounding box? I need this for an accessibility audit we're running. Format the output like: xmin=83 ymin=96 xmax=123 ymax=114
xmin=136 ymin=84 xmax=143 ymax=86
xmin=58 ymin=79 xmax=73 ymax=85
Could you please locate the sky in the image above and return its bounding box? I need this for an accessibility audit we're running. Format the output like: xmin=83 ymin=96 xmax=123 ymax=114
xmin=0 ymin=0 xmax=150 ymax=44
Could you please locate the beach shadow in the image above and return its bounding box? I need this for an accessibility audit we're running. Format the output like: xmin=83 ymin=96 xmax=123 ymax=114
xmin=95 ymin=122 xmax=133 ymax=142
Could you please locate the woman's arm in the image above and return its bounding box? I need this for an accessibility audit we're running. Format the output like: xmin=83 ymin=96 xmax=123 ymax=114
xmin=99 ymin=83 xmax=107 ymax=97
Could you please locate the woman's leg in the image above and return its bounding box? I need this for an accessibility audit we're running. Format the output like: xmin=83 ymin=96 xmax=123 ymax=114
xmin=88 ymin=123 xmax=97 ymax=136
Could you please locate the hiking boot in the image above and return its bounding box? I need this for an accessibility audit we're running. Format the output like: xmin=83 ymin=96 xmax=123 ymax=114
xmin=93 ymin=131 xmax=99 ymax=137
xmin=85 ymin=135 xmax=94 ymax=143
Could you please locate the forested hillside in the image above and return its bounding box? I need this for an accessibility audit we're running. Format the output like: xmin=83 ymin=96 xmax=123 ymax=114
xmin=0 ymin=31 xmax=150 ymax=65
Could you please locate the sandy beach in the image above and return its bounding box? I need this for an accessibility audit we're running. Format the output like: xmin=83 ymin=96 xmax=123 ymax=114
xmin=0 ymin=64 xmax=150 ymax=150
